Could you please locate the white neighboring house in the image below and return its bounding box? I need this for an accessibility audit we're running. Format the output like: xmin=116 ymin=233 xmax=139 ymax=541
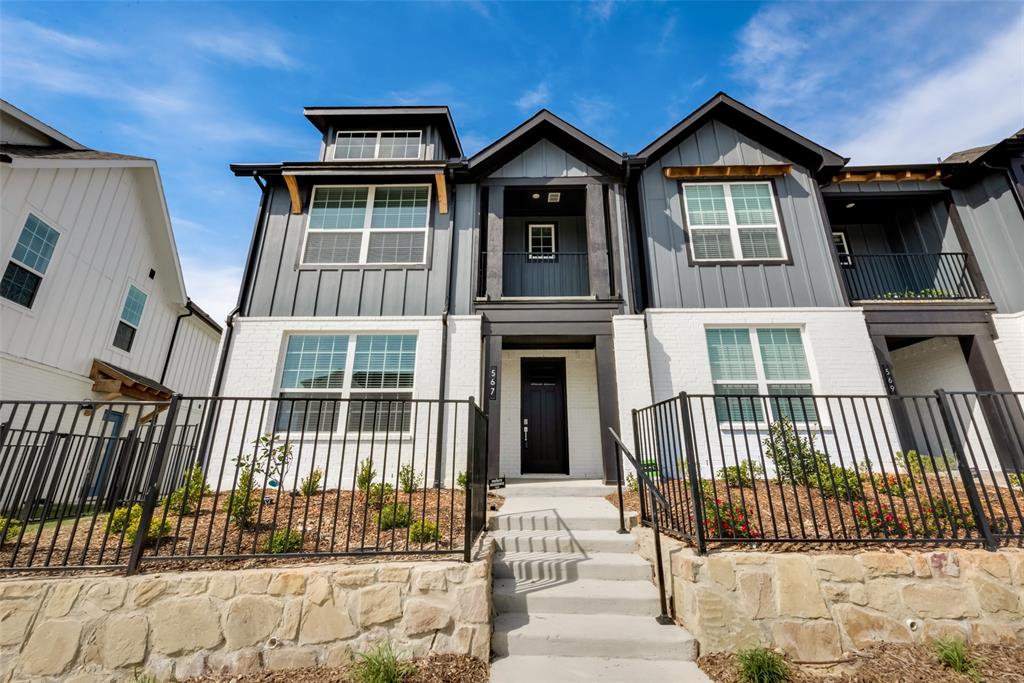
xmin=0 ymin=100 xmax=221 ymax=413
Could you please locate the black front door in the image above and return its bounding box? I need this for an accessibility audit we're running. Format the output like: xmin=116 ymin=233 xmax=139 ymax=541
xmin=520 ymin=358 xmax=569 ymax=474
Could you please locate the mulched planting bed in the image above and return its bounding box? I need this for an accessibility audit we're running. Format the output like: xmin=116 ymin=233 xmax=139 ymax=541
xmin=188 ymin=654 xmax=488 ymax=683
xmin=699 ymin=642 xmax=1024 ymax=682
xmin=610 ymin=475 xmax=1023 ymax=551
xmin=1 ymin=489 xmax=504 ymax=573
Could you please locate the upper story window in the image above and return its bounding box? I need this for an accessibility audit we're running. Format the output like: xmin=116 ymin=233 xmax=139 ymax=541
xmin=303 ymin=185 xmax=430 ymax=266
xmin=276 ymin=334 xmax=417 ymax=434
xmin=706 ymin=327 xmax=815 ymax=424
xmin=682 ymin=182 xmax=787 ymax=262
xmin=113 ymin=285 xmax=147 ymax=352
xmin=527 ymin=223 xmax=556 ymax=260
xmin=1 ymin=214 xmax=59 ymax=309
xmin=334 ymin=131 xmax=422 ymax=160
xmin=832 ymin=231 xmax=851 ymax=266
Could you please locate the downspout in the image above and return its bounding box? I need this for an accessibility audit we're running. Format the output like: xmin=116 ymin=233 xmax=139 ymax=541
xmin=159 ymin=303 xmax=195 ymax=385
xmin=434 ymin=165 xmax=459 ymax=487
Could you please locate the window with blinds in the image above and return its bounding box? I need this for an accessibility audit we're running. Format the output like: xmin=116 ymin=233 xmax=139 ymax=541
xmin=334 ymin=131 xmax=421 ymax=160
xmin=1 ymin=214 xmax=60 ymax=309
xmin=302 ymin=185 xmax=430 ymax=266
xmin=682 ymin=182 xmax=786 ymax=262
xmin=276 ymin=334 xmax=416 ymax=435
xmin=706 ymin=327 xmax=815 ymax=424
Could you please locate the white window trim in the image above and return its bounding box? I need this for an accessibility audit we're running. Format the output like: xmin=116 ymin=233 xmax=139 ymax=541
xmin=705 ymin=326 xmax=819 ymax=428
xmin=333 ymin=130 xmax=423 ymax=161
xmin=681 ymin=181 xmax=787 ymax=263
xmin=0 ymin=210 xmax=62 ymax=313
xmin=527 ymin=223 xmax=556 ymax=260
xmin=110 ymin=281 xmax=148 ymax=354
xmin=276 ymin=333 xmax=419 ymax=438
xmin=300 ymin=184 xmax=432 ymax=267
xmin=832 ymin=231 xmax=852 ymax=266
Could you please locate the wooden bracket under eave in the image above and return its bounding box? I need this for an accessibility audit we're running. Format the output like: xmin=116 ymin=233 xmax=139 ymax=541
xmin=283 ymin=174 xmax=303 ymax=214
xmin=434 ymin=172 xmax=448 ymax=214
xmin=832 ymin=168 xmax=946 ymax=184
xmin=663 ymin=164 xmax=792 ymax=179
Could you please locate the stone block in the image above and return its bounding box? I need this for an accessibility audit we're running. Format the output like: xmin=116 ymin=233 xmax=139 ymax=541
xmin=237 ymin=572 xmax=271 ymax=594
xmin=0 ymin=599 xmax=38 ymax=646
xmin=771 ymin=620 xmax=842 ymax=662
xmin=901 ymin=583 xmax=978 ymax=619
xmin=866 ymin=580 xmax=902 ymax=613
xmin=275 ymin=599 xmax=302 ymax=640
xmin=923 ymin=620 xmax=970 ymax=643
xmin=859 ymin=551 xmax=912 ymax=577
xmin=1007 ymin=553 xmax=1024 ymax=586
xmin=672 ymin=553 xmax=701 ymax=582
xmin=174 ymin=652 xmax=208 ymax=680
xmin=402 ymin=598 xmax=451 ymax=635
xmin=325 ymin=642 xmax=356 ymax=668
xmin=971 ymin=620 xmax=1021 ymax=644
xmin=85 ymin=581 xmax=127 ymax=611
xmin=447 ymin=565 xmax=469 ymax=585
xmin=468 ymin=623 xmax=491 ymax=660
xmin=176 ymin=575 xmax=208 ymax=596
xmin=681 ymin=584 xmax=761 ymax=652
xmin=306 ymin=575 xmax=332 ymax=606
xmin=20 ymin=619 xmax=82 ymax=676
xmin=413 ymin=566 xmax=448 ymax=592
xmin=264 ymin=647 xmax=318 ymax=671
xmin=224 ymin=595 xmax=282 ymax=648
xmin=775 ymin=556 xmax=829 ymax=618
xmin=834 ymin=604 xmax=913 ymax=649
xmin=454 ymin=583 xmax=489 ymax=623
xmin=911 ymin=554 xmax=931 ymax=578
xmin=971 ymin=575 xmax=1020 ymax=614
xmin=131 ymin=577 xmax=167 ymax=607
xmin=268 ymin=571 xmax=306 ymax=596
xmin=356 ymin=584 xmax=403 ymax=626
xmin=972 ymin=553 xmax=1011 ymax=580
xmin=930 ymin=552 xmax=959 ymax=578
xmin=208 ymin=574 xmax=236 ymax=600
xmin=207 ymin=649 xmax=261 ymax=675
xmin=378 ymin=566 xmax=411 ymax=583
xmin=814 ymin=555 xmax=864 ymax=583
xmin=300 ymin=601 xmax=357 ymax=644
xmin=100 ymin=614 xmax=148 ymax=669
xmin=150 ymin=597 xmax=222 ymax=654
xmin=332 ymin=566 xmax=377 ymax=587
xmin=44 ymin=582 xmax=81 ymax=618
xmin=0 ymin=582 xmax=41 ymax=599
xmin=706 ymin=557 xmax=736 ymax=590
xmin=737 ymin=571 xmax=775 ymax=619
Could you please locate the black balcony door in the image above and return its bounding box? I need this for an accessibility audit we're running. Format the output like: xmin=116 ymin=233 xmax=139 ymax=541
xmin=520 ymin=358 xmax=569 ymax=475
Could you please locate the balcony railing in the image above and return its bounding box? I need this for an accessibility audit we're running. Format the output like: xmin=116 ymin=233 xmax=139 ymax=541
xmin=501 ymin=252 xmax=590 ymax=297
xmin=841 ymin=252 xmax=981 ymax=301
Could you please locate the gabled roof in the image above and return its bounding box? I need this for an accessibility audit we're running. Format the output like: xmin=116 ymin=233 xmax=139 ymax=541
xmin=1 ymin=99 xmax=86 ymax=150
xmin=464 ymin=109 xmax=624 ymax=179
xmin=636 ymin=92 xmax=847 ymax=178
xmin=943 ymin=128 xmax=1024 ymax=165
xmin=303 ymin=105 xmax=463 ymax=158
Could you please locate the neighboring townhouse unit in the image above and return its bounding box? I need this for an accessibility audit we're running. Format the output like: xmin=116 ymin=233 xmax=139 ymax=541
xmin=0 ymin=100 xmax=222 ymax=410
xmin=217 ymin=94 xmax=1024 ymax=485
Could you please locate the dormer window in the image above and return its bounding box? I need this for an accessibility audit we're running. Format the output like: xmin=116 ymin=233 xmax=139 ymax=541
xmin=334 ymin=131 xmax=422 ymax=160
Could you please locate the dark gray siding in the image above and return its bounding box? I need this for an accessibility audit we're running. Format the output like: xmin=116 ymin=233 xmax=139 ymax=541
xmin=638 ymin=120 xmax=844 ymax=308
xmin=827 ymin=196 xmax=960 ymax=254
xmin=245 ymin=181 xmax=477 ymax=317
xmin=952 ymin=170 xmax=1024 ymax=313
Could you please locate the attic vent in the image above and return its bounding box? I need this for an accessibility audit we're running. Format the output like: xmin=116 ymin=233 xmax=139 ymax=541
xmin=547 ymin=192 xmax=561 ymax=203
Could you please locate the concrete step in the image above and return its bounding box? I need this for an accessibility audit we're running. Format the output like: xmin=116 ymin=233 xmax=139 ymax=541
xmin=490 ymin=511 xmax=629 ymax=531
xmin=492 ymin=612 xmax=699 ymax=660
xmin=493 ymin=551 xmax=653 ymax=582
xmin=489 ymin=655 xmax=711 ymax=682
xmin=498 ymin=479 xmax=618 ymax=498
xmin=490 ymin=529 xmax=637 ymax=554
xmin=493 ymin=578 xmax=662 ymax=616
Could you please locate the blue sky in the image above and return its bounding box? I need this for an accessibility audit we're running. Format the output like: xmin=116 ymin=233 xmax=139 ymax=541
xmin=2 ymin=1 xmax=1022 ymax=321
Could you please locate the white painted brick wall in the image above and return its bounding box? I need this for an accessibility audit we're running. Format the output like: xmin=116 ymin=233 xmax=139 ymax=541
xmin=498 ymin=348 xmax=604 ymax=479
xmin=611 ymin=316 xmax=653 ymax=453
xmin=993 ymin=312 xmax=1024 ymax=392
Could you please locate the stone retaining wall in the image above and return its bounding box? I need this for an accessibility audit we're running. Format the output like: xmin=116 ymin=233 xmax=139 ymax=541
xmin=633 ymin=529 xmax=1023 ymax=662
xmin=0 ymin=548 xmax=492 ymax=682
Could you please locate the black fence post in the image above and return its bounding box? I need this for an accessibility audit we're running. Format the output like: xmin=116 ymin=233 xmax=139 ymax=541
xmin=934 ymin=390 xmax=998 ymax=551
xmin=127 ymin=396 xmax=181 ymax=575
xmin=614 ymin=440 xmax=627 ymax=534
xmin=678 ymin=393 xmax=707 ymax=555
xmin=631 ymin=409 xmax=648 ymax=524
xmin=464 ymin=398 xmax=476 ymax=563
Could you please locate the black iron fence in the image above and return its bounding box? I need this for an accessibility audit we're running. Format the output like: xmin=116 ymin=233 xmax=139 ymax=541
xmin=841 ymin=252 xmax=981 ymax=300
xmin=0 ymin=396 xmax=488 ymax=573
xmin=626 ymin=391 xmax=1024 ymax=553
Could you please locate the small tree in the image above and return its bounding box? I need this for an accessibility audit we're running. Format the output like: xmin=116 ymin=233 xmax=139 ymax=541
xmin=763 ymin=418 xmax=829 ymax=485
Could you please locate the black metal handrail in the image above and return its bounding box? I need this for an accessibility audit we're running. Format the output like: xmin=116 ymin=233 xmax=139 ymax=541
xmin=502 ymin=251 xmax=590 ymax=297
xmin=609 ymin=427 xmax=674 ymax=625
xmin=841 ymin=252 xmax=981 ymax=300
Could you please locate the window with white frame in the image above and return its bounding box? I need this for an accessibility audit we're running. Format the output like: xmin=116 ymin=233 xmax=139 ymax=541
xmin=832 ymin=231 xmax=851 ymax=266
xmin=682 ymin=182 xmax=786 ymax=262
xmin=276 ymin=334 xmax=417 ymax=434
xmin=303 ymin=185 xmax=430 ymax=266
xmin=705 ymin=327 xmax=816 ymax=424
xmin=1 ymin=214 xmax=59 ymax=309
xmin=112 ymin=285 xmax=147 ymax=352
xmin=334 ymin=131 xmax=422 ymax=160
xmin=527 ymin=223 xmax=555 ymax=260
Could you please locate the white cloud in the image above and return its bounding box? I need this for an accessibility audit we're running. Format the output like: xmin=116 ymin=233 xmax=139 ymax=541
xmin=188 ymin=30 xmax=298 ymax=69
xmin=179 ymin=256 xmax=242 ymax=324
xmin=515 ymin=82 xmax=550 ymax=112
xmin=2 ymin=17 xmax=112 ymax=55
xmin=838 ymin=19 xmax=1024 ymax=163
xmin=574 ymin=95 xmax=613 ymax=128
xmin=588 ymin=0 xmax=616 ymax=22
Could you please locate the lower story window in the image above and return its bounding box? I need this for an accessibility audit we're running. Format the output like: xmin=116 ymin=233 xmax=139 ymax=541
xmin=706 ymin=327 xmax=816 ymax=424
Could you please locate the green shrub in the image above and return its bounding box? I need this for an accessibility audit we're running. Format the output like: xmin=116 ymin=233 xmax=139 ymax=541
xmin=704 ymin=496 xmax=760 ymax=539
xmin=866 ymin=470 xmax=912 ymax=496
xmin=0 ymin=517 xmax=23 ymax=543
xmin=625 ymin=472 xmax=639 ymax=492
xmin=132 ymin=672 xmax=158 ymax=683
xmin=736 ymin=647 xmax=790 ymax=683
xmin=456 ymin=471 xmax=467 ymax=490
xmin=262 ymin=528 xmax=303 ymax=554
xmin=810 ymin=465 xmax=863 ymax=500
xmin=409 ymin=519 xmax=439 ymax=543
xmin=300 ymin=468 xmax=323 ymax=496
xmin=1007 ymin=472 xmax=1022 ymax=491
xmin=933 ymin=637 xmax=979 ymax=682
xmin=109 ymin=505 xmax=132 ymax=534
xmin=367 ymin=482 xmax=395 ymax=509
xmin=379 ymin=503 xmax=413 ymax=530
xmin=109 ymin=504 xmax=172 ymax=544
xmin=717 ymin=462 xmax=764 ymax=488
xmin=924 ymin=498 xmax=976 ymax=534
xmin=356 ymin=459 xmax=376 ymax=492
xmin=163 ymin=464 xmax=210 ymax=515
xmin=228 ymin=468 xmax=260 ymax=528
xmin=854 ymin=503 xmax=908 ymax=536
xmin=763 ymin=418 xmax=829 ymax=485
xmin=902 ymin=450 xmax=953 ymax=478
xmin=351 ymin=641 xmax=414 ymax=683
xmin=398 ymin=464 xmax=422 ymax=494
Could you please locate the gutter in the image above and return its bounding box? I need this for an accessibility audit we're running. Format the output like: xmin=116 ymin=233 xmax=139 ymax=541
xmin=159 ymin=304 xmax=193 ymax=385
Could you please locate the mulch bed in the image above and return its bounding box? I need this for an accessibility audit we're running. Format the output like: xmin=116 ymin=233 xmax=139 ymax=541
xmin=609 ymin=475 xmax=1023 ymax=552
xmin=188 ymin=654 xmax=488 ymax=683
xmin=1 ymin=489 xmax=504 ymax=574
xmin=699 ymin=642 xmax=1024 ymax=682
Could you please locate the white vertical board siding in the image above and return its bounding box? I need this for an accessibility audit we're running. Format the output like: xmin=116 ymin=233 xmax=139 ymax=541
xmin=0 ymin=164 xmax=216 ymax=399
xmin=498 ymin=348 xmax=604 ymax=479
xmin=162 ymin=315 xmax=221 ymax=396
xmin=992 ymin=312 xmax=1024 ymax=392
xmin=488 ymin=139 xmax=597 ymax=178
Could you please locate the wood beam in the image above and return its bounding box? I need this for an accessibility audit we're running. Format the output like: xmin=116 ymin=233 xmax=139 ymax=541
xmin=663 ymin=164 xmax=792 ymax=179
xmin=283 ymin=174 xmax=302 ymax=214
xmin=92 ymin=378 xmax=122 ymax=394
xmin=832 ymin=168 xmax=946 ymax=184
xmin=434 ymin=172 xmax=448 ymax=214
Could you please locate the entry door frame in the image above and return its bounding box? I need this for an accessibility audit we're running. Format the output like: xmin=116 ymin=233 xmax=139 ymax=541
xmin=519 ymin=357 xmax=570 ymax=475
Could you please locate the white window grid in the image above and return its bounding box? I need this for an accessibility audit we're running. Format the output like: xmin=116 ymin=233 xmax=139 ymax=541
xmin=1 ymin=212 xmax=61 ymax=310
xmin=333 ymin=130 xmax=422 ymax=160
xmin=111 ymin=283 xmax=147 ymax=352
xmin=527 ymin=223 xmax=556 ymax=261
xmin=301 ymin=184 xmax=432 ymax=266
xmin=681 ymin=181 xmax=787 ymax=262
xmin=832 ymin=231 xmax=851 ymax=266
xmin=276 ymin=333 xmax=418 ymax=436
